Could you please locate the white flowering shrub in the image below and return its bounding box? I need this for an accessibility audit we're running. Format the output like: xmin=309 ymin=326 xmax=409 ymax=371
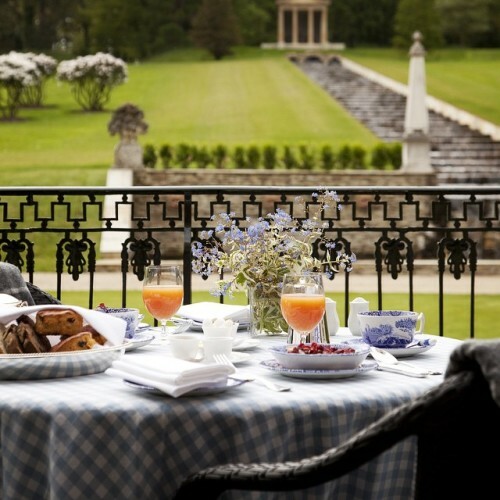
xmin=19 ymin=52 xmax=58 ymax=107
xmin=0 ymin=51 xmax=41 ymax=120
xmin=57 ymin=52 xmax=128 ymax=111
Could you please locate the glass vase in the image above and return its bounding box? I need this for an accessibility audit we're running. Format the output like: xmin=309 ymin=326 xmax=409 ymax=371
xmin=248 ymin=285 xmax=288 ymax=337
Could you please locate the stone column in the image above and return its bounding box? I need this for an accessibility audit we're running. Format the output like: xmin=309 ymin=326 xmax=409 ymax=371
xmin=321 ymin=6 xmax=328 ymax=44
xmin=277 ymin=5 xmax=284 ymax=46
xmin=292 ymin=7 xmax=298 ymax=44
xmin=308 ymin=8 xmax=314 ymax=44
xmin=402 ymin=32 xmax=432 ymax=172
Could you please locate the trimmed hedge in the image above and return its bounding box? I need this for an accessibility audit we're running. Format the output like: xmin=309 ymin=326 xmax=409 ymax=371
xmin=143 ymin=142 xmax=403 ymax=171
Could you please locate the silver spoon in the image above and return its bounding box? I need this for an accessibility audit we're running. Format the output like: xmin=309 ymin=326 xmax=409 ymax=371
xmin=370 ymin=346 xmax=442 ymax=375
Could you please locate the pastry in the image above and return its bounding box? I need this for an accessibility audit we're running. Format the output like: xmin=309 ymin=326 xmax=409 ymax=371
xmin=0 ymin=322 xmax=51 ymax=354
xmin=82 ymin=324 xmax=107 ymax=345
xmin=51 ymin=332 xmax=96 ymax=352
xmin=35 ymin=309 xmax=84 ymax=336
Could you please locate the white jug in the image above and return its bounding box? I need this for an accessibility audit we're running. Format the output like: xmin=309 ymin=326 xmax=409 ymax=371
xmin=347 ymin=297 xmax=369 ymax=336
xmin=324 ymin=298 xmax=340 ymax=337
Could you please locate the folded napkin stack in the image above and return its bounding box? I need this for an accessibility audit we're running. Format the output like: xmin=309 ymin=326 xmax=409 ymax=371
xmin=177 ymin=302 xmax=250 ymax=328
xmin=106 ymin=355 xmax=235 ymax=398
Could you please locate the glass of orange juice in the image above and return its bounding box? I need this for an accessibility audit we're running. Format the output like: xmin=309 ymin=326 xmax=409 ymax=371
xmin=143 ymin=265 xmax=183 ymax=338
xmin=280 ymin=273 xmax=326 ymax=344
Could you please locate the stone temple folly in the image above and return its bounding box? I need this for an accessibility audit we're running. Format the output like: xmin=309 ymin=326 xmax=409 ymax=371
xmin=265 ymin=0 xmax=344 ymax=50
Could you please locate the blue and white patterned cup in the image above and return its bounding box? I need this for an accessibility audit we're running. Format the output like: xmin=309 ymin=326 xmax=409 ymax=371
xmin=358 ymin=310 xmax=425 ymax=348
xmin=97 ymin=307 xmax=141 ymax=339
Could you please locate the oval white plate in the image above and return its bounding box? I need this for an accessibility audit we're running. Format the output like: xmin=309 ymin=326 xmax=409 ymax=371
xmin=260 ymin=359 xmax=377 ymax=379
xmin=123 ymin=377 xmax=248 ymax=397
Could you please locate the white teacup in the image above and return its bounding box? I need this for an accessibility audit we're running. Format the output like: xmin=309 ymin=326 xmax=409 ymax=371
xmin=170 ymin=334 xmax=202 ymax=361
xmin=358 ymin=310 xmax=425 ymax=348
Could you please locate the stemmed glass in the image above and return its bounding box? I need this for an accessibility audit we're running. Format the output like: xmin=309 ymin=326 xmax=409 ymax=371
xmin=142 ymin=265 xmax=183 ymax=339
xmin=280 ymin=272 xmax=326 ymax=344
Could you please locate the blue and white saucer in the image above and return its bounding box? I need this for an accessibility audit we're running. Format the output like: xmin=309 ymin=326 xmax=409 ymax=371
xmin=378 ymin=337 xmax=437 ymax=358
xmin=260 ymin=359 xmax=377 ymax=379
xmin=124 ymin=332 xmax=155 ymax=352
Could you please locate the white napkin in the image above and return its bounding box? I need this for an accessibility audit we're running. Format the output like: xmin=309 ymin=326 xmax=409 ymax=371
xmin=0 ymin=304 xmax=126 ymax=346
xmin=0 ymin=294 xmax=22 ymax=307
xmin=177 ymin=302 xmax=250 ymax=324
xmin=106 ymin=355 xmax=234 ymax=398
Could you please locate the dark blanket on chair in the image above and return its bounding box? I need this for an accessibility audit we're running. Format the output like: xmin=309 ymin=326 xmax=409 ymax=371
xmin=0 ymin=262 xmax=35 ymax=305
xmin=445 ymin=339 xmax=500 ymax=407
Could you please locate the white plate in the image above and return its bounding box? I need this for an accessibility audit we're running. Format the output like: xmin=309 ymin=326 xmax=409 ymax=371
xmin=230 ymin=351 xmax=251 ymax=364
xmin=123 ymin=377 xmax=248 ymax=397
xmin=232 ymin=338 xmax=260 ymax=351
xmin=260 ymin=359 xmax=378 ymax=379
xmin=379 ymin=337 xmax=437 ymax=358
xmin=125 ymin=332 xmax=155 ymax=352
xmin=0 ymin=343 xmax=129 ymax=380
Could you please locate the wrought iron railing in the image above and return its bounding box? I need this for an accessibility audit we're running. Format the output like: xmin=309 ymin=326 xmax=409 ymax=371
xmin=1 ymin=185 xmax=498 ymax=338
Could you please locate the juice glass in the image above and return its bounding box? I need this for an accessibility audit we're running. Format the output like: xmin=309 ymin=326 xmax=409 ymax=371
xmin=143 ymin=265 xmax=183 ymax=338
xmin=280 ymin=273 xmax=325 ymax=344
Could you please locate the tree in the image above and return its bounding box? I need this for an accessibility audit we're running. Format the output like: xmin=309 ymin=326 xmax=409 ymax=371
xmin=436 ymin=0 xmax=494 ymax=46
xmin=233 ymin=0 xmax=273 ymax=46
xmin=191 ymin=0 xmax=240 ymax=60
xmin=392 ymin=0 xmax=444 ymax=49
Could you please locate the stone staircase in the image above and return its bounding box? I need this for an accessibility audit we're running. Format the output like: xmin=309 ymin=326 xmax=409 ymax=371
xmin=297 ymin=60 xmax=500 ymax=185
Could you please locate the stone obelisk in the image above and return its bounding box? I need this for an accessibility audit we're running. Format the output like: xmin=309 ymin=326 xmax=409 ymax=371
xmin=402 ymin=32 xmax=432 ymax=172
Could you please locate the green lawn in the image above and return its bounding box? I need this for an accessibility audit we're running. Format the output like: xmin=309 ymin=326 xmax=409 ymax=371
xmin=58 ymin=289 xmax=497 ymax=341
xmin=343 ymin=47 xmax=500 ymax=125
xmin=0 ymin=47 xmax=376 ymax=178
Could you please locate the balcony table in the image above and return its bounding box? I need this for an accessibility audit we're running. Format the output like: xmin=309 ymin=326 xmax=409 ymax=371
xmin=0 ymin=329 xmax=461 ymax=500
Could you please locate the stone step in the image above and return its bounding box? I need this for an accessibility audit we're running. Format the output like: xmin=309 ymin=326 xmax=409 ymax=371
xmin=297 ymin=60 xmax=500 ymax=186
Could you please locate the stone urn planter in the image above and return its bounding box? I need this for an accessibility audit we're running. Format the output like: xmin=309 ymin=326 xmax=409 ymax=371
xmin=108 ymin=103 xmax=148 ymax=169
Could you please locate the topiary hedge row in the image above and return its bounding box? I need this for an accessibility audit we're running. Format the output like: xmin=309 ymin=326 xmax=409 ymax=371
xmin=142 ymin=142 xmax=402 ymax=171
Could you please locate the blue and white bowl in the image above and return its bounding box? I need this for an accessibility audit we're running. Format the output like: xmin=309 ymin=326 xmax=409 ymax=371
xmin=358 ymin=310 xmax=425 ymax=348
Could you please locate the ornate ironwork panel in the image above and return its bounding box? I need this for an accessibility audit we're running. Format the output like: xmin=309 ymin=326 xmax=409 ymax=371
xmin=0 ymin=185 xmax=498 ymax=338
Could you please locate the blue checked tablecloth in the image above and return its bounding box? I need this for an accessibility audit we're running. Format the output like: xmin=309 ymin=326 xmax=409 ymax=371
xmin=0 ymin=332 xmax=461 ymax=500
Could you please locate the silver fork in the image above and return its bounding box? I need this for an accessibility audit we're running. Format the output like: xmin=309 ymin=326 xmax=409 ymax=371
xmin=213 ymin=354 xmax=291 ymax=392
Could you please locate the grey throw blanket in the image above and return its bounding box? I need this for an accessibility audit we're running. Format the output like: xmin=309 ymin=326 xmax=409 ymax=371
xmin=445 ymin=339 xmax=500 ymax=407
xmin=0 ymin=262 xmax=35 ymax=305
